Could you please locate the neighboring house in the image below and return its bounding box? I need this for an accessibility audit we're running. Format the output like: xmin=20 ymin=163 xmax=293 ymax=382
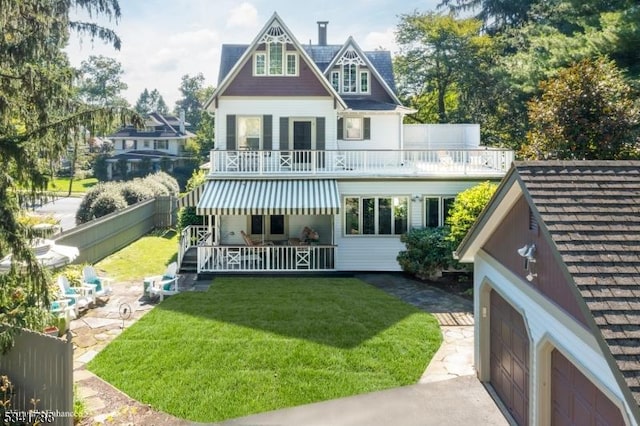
xmin=177 ymin=12 xmax=514 ymax=273
xmin=105 ymin=111 xmax=195 ymax=180
xmin=455 ymin=161 xmax=640 ymax=425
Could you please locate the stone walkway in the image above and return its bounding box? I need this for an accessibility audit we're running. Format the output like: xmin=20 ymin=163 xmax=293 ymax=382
xmin=355 ymin=273 xmax=476 ymax=382
xmin=71 ymin=273 xmax=479 ymax=425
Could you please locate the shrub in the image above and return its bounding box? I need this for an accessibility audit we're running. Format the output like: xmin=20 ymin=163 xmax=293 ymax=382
xmin=76 ymin=183 xmax=109 ymax=224
xmin=445 ymin=181 xmax=498 ymax=248
xmin=120 ymin=180 xmax=154 ymax=205
xmin=177 ymin=169 xmax=207 ymax=231
xmin=143 ymin=177 xmax=170 ymax=197
xmin=89 ymin=188 xmax=128 ymax=220
xmin=177 ymin=207 xmax=204 ymax=231
xmin=397 ymin=227 xmax=453 ymax=279
xmin=146 ymin=171 xmax=179 ymax=196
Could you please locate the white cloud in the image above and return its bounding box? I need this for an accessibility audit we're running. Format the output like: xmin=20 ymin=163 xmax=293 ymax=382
xmin=227 ymin=2 xmax=259 ymax=29
xmin=362 ymin=27 xmax=397 ymax=53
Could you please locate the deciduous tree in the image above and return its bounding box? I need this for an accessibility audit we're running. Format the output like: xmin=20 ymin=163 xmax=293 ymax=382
xmin=521 ymin=57 xmax=640 ymax=160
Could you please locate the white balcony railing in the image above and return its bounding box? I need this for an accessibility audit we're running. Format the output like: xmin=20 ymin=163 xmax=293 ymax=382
xmin=197 ymin=245 xmax=336 ymax=272
xmin=208 ymin=149 xmax=514 ymax=176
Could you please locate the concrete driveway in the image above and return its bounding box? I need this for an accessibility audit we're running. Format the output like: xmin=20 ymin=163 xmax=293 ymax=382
xmin=217 ymin=376 xmax=507 ymax=426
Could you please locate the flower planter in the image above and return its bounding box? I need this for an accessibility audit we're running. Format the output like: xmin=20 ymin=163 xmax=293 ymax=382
xmin=44 ymin=326 xmax=59 ymax=337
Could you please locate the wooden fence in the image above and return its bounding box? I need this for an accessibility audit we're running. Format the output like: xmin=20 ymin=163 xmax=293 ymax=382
xmin=0 ymin=329 xmax=73 ymax=426
xmin=55 ymin=196 xmax=176 ymax=265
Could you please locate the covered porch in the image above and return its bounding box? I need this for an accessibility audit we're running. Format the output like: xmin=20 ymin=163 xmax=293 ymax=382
xmin=178 ymin=179 xmax=340 ymax=273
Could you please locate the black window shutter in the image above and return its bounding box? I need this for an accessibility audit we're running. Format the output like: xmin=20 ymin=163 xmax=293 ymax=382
xmin=316 ymin=117 xmax=325 ymax=150
xmin=337 ymin=118 xmax=343 ymax=140
xmin=226 ymin=115 xmax=236 ymax=150
xmin=279 ymin=117 xmax=289 ymax=149
xmin=263 ymin=115 xmax=272 ymax=150
xmin=363 ymin=117 xmax=371 ymax=140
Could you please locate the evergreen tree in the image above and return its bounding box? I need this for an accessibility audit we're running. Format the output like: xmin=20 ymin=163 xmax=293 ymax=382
xmin=0 ymin=0 xmax=138 ymax=351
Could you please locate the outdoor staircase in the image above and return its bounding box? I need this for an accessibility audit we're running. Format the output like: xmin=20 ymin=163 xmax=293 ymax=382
xmin=179 ymin=247 xmax=198 ymax=274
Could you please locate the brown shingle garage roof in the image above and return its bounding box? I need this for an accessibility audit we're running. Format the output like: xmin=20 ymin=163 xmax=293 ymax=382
xmin=516 ymin=160 xmax=640 ymax=405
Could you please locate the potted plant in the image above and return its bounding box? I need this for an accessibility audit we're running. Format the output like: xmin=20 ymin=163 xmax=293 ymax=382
xmin=43 ymin=325 xmax=59 ymax=337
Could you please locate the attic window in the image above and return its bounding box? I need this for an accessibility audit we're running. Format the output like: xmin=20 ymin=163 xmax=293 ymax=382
xmin=335 ymin=47 xmax=368 ymax=94
xmin=255 ymin=23 xmax=297 ymax=77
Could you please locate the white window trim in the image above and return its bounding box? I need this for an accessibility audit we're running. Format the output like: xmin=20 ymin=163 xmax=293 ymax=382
xmin=343 ymin=196 xmax=409 ymax=236
xmin=331 ymin=71 xmax=340 ymax=91
xmin=360 ymin=70 xmax=370 ymax=94
xmin=156 ymin=140 xmax=169 ymax=150
xmin=254 ymin=52 xmax=266 ymax=76
xmin=237 ymin=115 xmax=262 ymax=150
xmin=343 ymin=116 xmax=363 ymax=141
xmin=285 ymin=53 xmax=298 ymax=76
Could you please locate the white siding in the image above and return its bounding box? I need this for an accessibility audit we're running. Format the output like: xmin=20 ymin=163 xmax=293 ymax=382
xmin=334 ymin=180 xmax=486 ymax=271
xmin=216 ymin=98 xmax=337 ymax=150
xmin=338 ymin=113 xmax=402 ymax=150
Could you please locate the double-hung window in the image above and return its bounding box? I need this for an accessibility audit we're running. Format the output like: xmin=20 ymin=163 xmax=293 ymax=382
xmin=156 ymin=140 xmax=168 ymax=150
xmin=344 ymin=117 xmax=362 ymax=140
xmin=345 ymin=196 xmax=408 ymax=236
xmin=237 ymin=116 xmax=261 ymax=150
xmin=360 ymin=71 xmax=369 ymax=93
xmin=331 ymin=71 xmax=340 ymax=91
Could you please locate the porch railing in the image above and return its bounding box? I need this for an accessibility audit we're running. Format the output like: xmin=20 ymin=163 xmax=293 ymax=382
xmin=208 ymin=149 xmax=514 ymax=176
xmin=197 ymin=245 xmax=336 ymax=272
xmin=178 ymin=225 xmax=210 ymax=269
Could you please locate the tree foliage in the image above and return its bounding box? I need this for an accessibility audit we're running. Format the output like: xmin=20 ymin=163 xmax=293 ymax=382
xmin=0 ymin=0 xmax=138 ymax=351
xmin=134 ymin=88 xmax=168 ymax=114
xmin=395 ymin=13 xmax=491 ymax=123
xmin=445 ymin=181 xmax=498 ymax=248
xmin=438 ymin=0 xmax=539 ymax=33
xmin=394 ymin=1 xmax=640 ymax=153
xmin=77 ymin=55 xmax=129 ymax=107
xmin=521 ymin=57 xmax=640 ymax=160
xmin=174 ymin=73 xmax=206 ymax=129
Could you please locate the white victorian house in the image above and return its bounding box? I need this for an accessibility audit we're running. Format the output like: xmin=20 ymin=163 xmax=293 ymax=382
xmin=105 ymin=112 xmax=195 ymax=180
xmin=177 ymin=12 xmax=514 ymax=274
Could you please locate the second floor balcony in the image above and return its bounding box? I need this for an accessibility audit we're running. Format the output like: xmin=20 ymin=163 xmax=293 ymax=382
xmin=207 ymin=148 xmax=514 ymax=178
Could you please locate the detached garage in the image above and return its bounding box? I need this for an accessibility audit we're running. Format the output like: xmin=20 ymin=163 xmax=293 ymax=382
xmin=455 ymin=161 xmax=640 ymax=425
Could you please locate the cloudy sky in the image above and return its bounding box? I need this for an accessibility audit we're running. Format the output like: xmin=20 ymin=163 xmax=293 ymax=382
xmin=66 ymin=0 xmax=441 ymax=108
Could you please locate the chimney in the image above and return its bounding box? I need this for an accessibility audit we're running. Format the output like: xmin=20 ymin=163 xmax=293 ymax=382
xmin=179 ymin=110 xmax=186 ymax=134
xmin=317 ymin=21 xmax=328 ymax=46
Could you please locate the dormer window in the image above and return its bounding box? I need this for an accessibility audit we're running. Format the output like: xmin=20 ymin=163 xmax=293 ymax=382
xmin=333 ymin=47 xmax=369 ymax=94
xmin=254 ymin=23 xmax=298 ymax=77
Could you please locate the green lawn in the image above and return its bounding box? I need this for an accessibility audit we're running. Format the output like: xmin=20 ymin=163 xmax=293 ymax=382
xmin=88 ymin=277 xmax=442 ymax=422
xmin=95 ymin=229 xmax=178 ymax=281
xmin=48 ymin=177 xmax=98 ymax=193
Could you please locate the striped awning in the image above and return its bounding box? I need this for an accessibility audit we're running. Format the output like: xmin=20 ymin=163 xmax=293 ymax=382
xmin=197 ymin=180 xmax=341 ymax=215
xmin=177 ymin=183 xmax=205 ymax=208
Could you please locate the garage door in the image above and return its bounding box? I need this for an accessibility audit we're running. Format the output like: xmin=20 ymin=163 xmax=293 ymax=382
xmin=490 ymin=290 xmax=530 ymax=425
xmin=551 ymin=349 xmax=625 ymax=425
